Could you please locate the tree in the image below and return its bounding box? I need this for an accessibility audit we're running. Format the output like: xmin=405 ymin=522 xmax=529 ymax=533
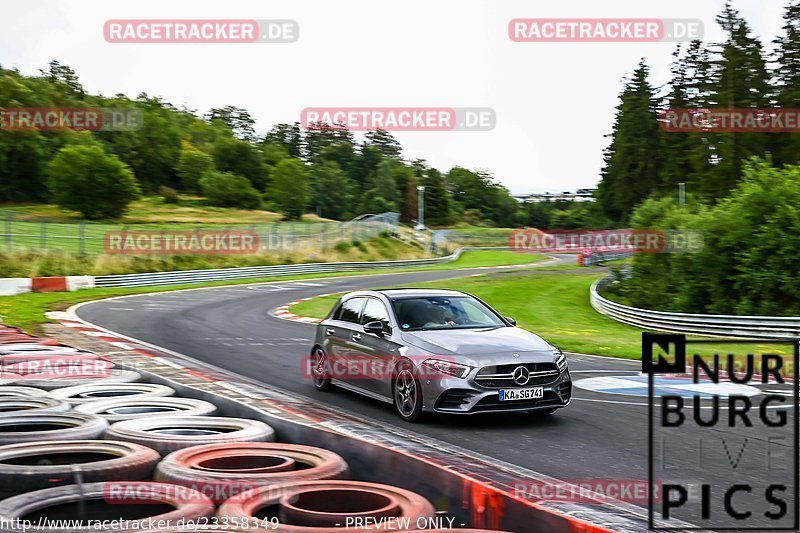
xmin=268 ymin=159 xmax=310 ymax=220
xmin=265 ymin=123 xmax=303 ymax=158
xmin=705 ymin=2 xmax=771 ymax=198
xmin=772 ymin=0 xmax=800 ymax=167
xmin=305 ymin=123 xmax=353 ymax=161
xmin=364 ymin=129 xmax=402 ymax=158
xmin=199 ymin=171 xmax=261 ymax=209
xmin=421 ymin=167 xmax=452 ymax=226
xmin=309 ymin=161 xmax=353 ymax=220
xmin=207 ymin=106 xmax=257 ymax=142
xmin=212 ymin=135 xmax=267 ymax=190
xmin=175 ymin=147 xmax=214 ymax=192
xmin=596 ymin=60 xmax=662 ymax=222
xmin=46 ymin=143 xmax=139 ymax=219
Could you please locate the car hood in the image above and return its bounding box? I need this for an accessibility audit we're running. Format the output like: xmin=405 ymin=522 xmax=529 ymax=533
xmin=401 ymin=327 xmax=555 ymax=360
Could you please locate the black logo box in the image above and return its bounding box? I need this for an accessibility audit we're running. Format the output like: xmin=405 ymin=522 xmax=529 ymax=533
xmin=643 ymin=333 xmax=800 ymax=531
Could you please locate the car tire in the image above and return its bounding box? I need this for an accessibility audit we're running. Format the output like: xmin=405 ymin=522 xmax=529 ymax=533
xmin=0 ymin=413 xmax=108 ymax=445
xmin=0 ymin=386 xmax=49 ymax=399
xmin=50 ymin=383 xmax=176 ymax=405
xmin=218 ymin=480 xmax=435 ymax=531
xmin=76 ymin=397 xmax=217 ymax=422
xmin=0 ymin=481 xmax=214 ymax=532
xmin=20 ymin=369 xmax=141 ymax=391
xmin=155 ymin=442 xmax=349 ymax=503
xmin=104 ymin=416 xmax=276 ymax=456
xmin=310 ymin=346 xmax=333 ymax=392
xmin=393 ymin=361 xmax=424 ymax=423
xmin=0 ymin=440 xmax=160 ymax=498
xmin=0 ymin=397 xmax=71 ymax=414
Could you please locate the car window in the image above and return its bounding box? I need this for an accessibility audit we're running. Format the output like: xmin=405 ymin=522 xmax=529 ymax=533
xmin=329 ymin=302 xmax=343 ymax=320
xmin=338 ymin=297 xmax=366 ymax=323
xmin=392 ymin=296 xmax=505 ymax=331
xmin=361 ymin=298 xmax=390 ymax=325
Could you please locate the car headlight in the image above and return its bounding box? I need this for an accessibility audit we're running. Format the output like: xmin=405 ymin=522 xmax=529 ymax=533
xmin=554 ymin=349 xmax=568 ymax=373
xmin=422 ymin=358 xmax=473 ymax=379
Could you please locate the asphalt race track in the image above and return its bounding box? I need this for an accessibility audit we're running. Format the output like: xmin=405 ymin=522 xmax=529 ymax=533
xmin=77 ymin=262 xmax=796 ymax=528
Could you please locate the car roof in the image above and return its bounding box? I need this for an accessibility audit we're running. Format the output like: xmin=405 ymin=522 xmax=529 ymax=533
xmin=342 ymin=288 xmax=470 ymax=299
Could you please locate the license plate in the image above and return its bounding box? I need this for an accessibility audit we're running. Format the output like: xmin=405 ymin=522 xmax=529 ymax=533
xmin=499 ymin=387 xmax=544 ymax=401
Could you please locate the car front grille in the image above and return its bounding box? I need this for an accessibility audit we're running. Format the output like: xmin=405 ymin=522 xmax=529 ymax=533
xmin=474 ymin=362 xmax=560 ymax=388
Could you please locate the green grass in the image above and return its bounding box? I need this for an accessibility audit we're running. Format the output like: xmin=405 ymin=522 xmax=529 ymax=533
xmin=426 ymin=250 xmax=544 ymax=269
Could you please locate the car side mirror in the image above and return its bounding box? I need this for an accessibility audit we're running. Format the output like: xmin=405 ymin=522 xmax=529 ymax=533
xmin=364 ymin=320 xmax=388 ymax=336
xmin=504 ymin=316 xmax=516 ymax=326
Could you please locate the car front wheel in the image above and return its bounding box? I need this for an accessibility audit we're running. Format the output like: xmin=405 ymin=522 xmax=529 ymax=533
xmin=393 ymin=365 xmax=424 ymax=423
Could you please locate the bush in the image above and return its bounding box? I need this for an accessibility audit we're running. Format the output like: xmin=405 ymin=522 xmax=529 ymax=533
xmin=333 ymin=241 xmax=351 ymax=253
xmin=267 ymin=159 xmax=309 ymax=220
xmin=351 ymin=239 xmax=368 ymax=252
xmin=46 ymin=144 xmax=140 ymax=219
xmin=159 ymin=186 xmax=179 ymax=204
xmin=199 ymin=171 xmax=261 ymax=209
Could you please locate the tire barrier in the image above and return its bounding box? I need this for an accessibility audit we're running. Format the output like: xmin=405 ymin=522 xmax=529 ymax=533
xmin=0 ymin=481 xmax=215 ymax=533
xmin=105 ymin=416 xmax=276 ymax=456
xmin=51 ymin=383 xmax=176 ymax=405
xmin=0 ymin=397 xmax=71 ymax=414
xmin=0 ymin=386 xmax=48 ymax=398
xmin=0 ymin=373 xmax=20 ymax=385
xmin=155 ymin=443 xmax=350 ymax=504
xmin=0 ymin=440 xmax=160 ymax=498
xmin=4 ymin=358 xmax=112 ymax=375
xmin=76 ymin=397 xmax=217 ymax=422
xmin=0 ymin=352 xmax=104 ymax=367
xmin=218 ymin=480 xmax=436 ymax=531
xmin=19 ymin=368 xmax=141 ymax=390
xmin=0 ymin=413 xmax=108 ymax=445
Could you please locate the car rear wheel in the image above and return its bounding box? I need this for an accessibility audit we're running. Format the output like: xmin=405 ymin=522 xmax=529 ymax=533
xmin=311 ymin=347 xmax=333 ymax=392
xmin=393 ymin=365 xmax=424 ymax=423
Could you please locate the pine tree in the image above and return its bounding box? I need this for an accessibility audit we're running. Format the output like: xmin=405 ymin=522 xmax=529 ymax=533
xmin=772 ymin=0 xmax=800 ymax=167
xmin=597 ymin=60 xmax=662 ymax=222
xmin=705 ymin=1 xmax=771 ymax=199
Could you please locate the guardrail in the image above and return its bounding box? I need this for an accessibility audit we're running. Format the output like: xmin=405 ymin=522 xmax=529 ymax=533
xmin=93 ymin=248 xmax=469 ymax=288
xmin=590 ymin=276 xmax=800 ymax=339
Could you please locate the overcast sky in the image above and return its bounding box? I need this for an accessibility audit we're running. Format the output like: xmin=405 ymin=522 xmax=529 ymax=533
xmin=1 ymin=0 xmax=787 ymax=194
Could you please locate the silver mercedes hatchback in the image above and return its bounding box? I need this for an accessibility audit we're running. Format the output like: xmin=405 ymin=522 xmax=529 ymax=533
xmin=309 ymin=288 xmax=571 ymax=422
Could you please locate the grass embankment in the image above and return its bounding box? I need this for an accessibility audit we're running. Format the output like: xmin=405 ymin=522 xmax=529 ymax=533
xmin=0 ymin=250 xmax=547 ymax=335
xmin=290 ymin=269 xmax=795 ymax=367
xmin=1 ymin=197 xmax=331 ymax=225
xmin=0 ymin=235 xmax=427 ymax=278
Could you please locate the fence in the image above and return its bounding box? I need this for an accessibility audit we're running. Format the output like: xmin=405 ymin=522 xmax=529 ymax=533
xmin=590 ymin=276 xmax=800 ymax=339
xmin=0 ymin=211 xmax=400 ymax=256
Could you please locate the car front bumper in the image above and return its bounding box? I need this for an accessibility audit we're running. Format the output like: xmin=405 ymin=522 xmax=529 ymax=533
xmin=420 ymin=369 xmax=572 ymax=415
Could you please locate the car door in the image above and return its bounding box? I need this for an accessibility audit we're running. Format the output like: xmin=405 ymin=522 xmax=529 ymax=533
xmin=355 ymin=297 xmax=401 ymax=396
xmin=325 ymin=296 xmax=367 ymax=384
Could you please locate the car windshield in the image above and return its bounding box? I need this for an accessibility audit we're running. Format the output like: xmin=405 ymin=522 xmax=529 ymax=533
xmin=391 ymin=296 xmax=506 ymax=331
